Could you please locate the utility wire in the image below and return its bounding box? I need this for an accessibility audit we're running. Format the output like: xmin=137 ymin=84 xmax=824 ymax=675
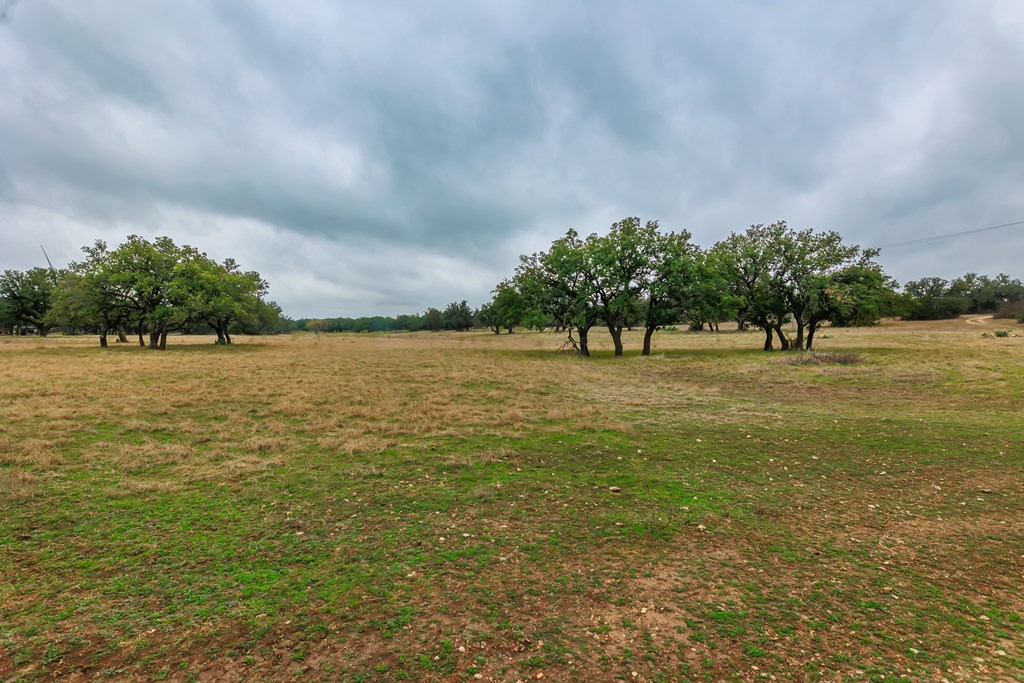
xmin=873 ymin=219 xmax=1024 ymax=249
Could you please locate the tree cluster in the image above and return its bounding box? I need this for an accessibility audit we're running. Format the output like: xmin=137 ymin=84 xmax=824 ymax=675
xmin=0 ymin=267 xmax=59 ymax=336
xmin=901 ymin=273 xmax=1024 ymax=321
xmin=483 ymin=218 xmax=891 ymax=355
xmin=0 ymin=236 xmax=289 ymax=347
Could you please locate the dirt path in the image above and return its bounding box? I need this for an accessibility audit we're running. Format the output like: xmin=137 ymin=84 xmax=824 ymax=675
xmin=966 ymin=314 xmax=994 ymax=325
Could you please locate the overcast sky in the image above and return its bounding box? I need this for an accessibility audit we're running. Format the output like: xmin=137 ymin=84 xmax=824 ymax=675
xmin=2 ymin=1 xmax=1023 ymax=317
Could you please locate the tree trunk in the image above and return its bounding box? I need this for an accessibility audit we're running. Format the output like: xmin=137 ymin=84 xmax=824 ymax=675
xmin=794 ymin=319 xmax=805 ymax=350
xmin=149 ymin=329 xmax=160 ymax=349
xmin=762 ymin=326 xmax=774 ymax=351
xmin=117 ymin=326 xmax=128 ymax=343
xmin=608 ymin=324 xmax=624 ymax=356
xmin=138 ymin=325 xmax=145 ymax=347
xmin=159 ymin=329 xmax=169 ymax=350
xmin=99 ymin=332 xmax=108 ymax=348
xmin=224 ymin=329 xmax=232 ymax=345
xmin=806 ymin=323 xmax=817 ymax=351
xmin=642 ymin=325 xmax=656 ymax=355
xmin=578 ymin=326 xmax=590 ymax=357
xmin=774 ymin=324 xmax=790 ymax=351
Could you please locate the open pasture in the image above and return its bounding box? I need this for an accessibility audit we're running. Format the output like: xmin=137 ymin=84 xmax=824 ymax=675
xmin=2 ymin=319 xmax=1023 ymax=682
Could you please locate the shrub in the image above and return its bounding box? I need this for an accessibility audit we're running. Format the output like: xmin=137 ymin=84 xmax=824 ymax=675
xmin=992 ymin=300 xmax=1024 ymax=319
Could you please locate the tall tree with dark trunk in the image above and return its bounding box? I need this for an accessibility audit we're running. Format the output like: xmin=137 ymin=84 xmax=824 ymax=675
xmin=640 ymin=229 xmax=701 ymax=355
xmin=713 ymin=223 xmax=790 ymax=351
xmin=515 ymin=230 xmax=600 ymax=355
xmin=588 ymin=217 xmax=658 ymax=356
xmin=171 ymin=256 xmax=268 ymax=344
xmin=773 ymin=227 xmax=878 ymax=350
xmin=55 ymin=241 xmax=137 ymax=346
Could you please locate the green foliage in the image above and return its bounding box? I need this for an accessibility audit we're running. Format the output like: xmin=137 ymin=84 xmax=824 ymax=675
xmin=0 ymin=295 xmax=17 ymax=332
xmin=711 ymin=222 xmax=791 ymax=345
xmin=441 ymin=300 xmax=474 ymax=331
xmin=713 ymin=222 xmax=883 ymax=350
xmin=45 ymin=236 xmax=275 ymax=348
xmin=643 ymin=230 xmax=714 ymax=338
xmin=903 ymin=273 xmax=1024 ymax=320
xmin=823 ymin=266 xmax=901 ymax=327
xmin=511 ymin=220 xmax=728 ymax=355
xmin=955 ymin=273 xmax=1024 ymax=313
xmin=587 ymin=217 xmax=657 ymax=355
xmin=505 ymin=218 xmax=887 ymax=354
xmin=424 ymin=307 xmax=444 ymax=332
xmin=514 ymin=229 xmax=601 ymax=354
xmin=300 ymin=314 xmax=422 ymax=333
xmin=902 ymin=278 xmax=970 ymax=320
xmin=0 ymin=267 xmax=61 ymax=335
xmin=478 ymin=280 xmax=528 ymax=334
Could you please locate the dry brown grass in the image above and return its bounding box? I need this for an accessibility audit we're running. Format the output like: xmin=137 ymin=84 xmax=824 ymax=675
xmin=1 ymin=319 xmax=1023 ymax=682
xmin=2 ymin=319 xmax=1022 ymax=456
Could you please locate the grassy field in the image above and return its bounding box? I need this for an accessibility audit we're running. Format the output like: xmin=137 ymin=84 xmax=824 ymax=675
xmin=2 ymin=318 xmax=1022 ymax=682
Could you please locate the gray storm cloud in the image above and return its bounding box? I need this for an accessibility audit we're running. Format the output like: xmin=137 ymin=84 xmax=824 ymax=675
xmin=1 ymin=1 xmax=1023 ymax=317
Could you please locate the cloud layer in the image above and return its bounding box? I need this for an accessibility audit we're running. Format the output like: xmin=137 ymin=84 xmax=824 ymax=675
xmin=2 ymin=1 xmax=1023 ymax=316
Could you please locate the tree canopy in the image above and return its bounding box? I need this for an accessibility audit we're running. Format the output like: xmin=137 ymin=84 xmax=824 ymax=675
xmin=0 ymin=267 xmax=61 ymax=336
xmin=34 ymin=236 xmax=285 ymax=348
xmin=490 ymin=218 xmax=893 ymax=354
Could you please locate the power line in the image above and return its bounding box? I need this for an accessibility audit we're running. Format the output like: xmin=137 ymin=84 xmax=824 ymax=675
xmin=873 ymin=219 xmax=1024 ymax=249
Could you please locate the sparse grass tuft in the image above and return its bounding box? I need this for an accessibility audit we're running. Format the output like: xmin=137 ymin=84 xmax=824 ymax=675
xmin=783 ymin=350 xmax=864 ymax=365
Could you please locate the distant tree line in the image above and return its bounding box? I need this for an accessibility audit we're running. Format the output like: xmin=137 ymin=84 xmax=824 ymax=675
xmin=899 ymin=273 xmax=1024 ymax=321
xmin=0 ymin=236 xmax=293 ymax=347
xmin=295 ymin=300 xmax=475 ymax=334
